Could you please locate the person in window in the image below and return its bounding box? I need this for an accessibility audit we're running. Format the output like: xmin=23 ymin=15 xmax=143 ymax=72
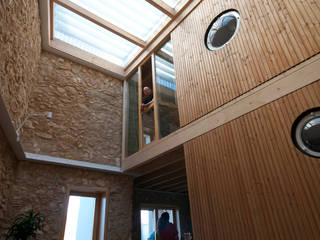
xmin=157 ymin=212 xmax=178 ymax=240
xmin=141 ymin=86 xmax=153 ymax=113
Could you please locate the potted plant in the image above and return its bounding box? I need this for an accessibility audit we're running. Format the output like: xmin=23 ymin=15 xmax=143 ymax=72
xmin=5 ymin=210 xmax=45 ymax=240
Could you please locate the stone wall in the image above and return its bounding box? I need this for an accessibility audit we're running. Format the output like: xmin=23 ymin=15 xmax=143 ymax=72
xmin=0 ymin=0 xmax=41 ymax=126
xmin=21 ymin=51 xmax=123 ymax=166
xmin=6 ymin=161 xmax=133 ymax=240
xmin=0 ymin=128 xmax=16 ymax=238
xmin=132 ymin=190 xmax=192 ymax=240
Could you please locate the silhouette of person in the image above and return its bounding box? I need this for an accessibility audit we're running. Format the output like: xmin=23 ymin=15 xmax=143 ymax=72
xmin=157 ymin=212 xmax=178 ymax=240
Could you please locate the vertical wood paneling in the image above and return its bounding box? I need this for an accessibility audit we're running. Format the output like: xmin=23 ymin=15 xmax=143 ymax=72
xmin=172 ymin=0 xmax=320 ymax=126
xmin=184 ymin=80 xmax=320 ymax=240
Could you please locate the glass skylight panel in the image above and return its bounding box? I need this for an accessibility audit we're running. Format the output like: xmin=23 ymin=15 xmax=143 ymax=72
xmin=68 ymin=0 xmax=168 ymax=41
xmin=54 ymin=3 xmax=141 ymax=66
xmin=162 ymin=0 xmax=180 ymax=8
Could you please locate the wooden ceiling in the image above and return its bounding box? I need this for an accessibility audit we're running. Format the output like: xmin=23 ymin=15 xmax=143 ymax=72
xmin=128 ymin=145 xmax=188 ymax=194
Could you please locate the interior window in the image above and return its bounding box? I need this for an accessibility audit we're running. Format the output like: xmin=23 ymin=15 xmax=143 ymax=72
xmin=64 ymin=195 xmax=96 ymax=240
xmin=154 ymin=39 xmax=180 ymax=138
xmin=63 ymin=190 xmax=109 ymax=240
xmin=125 ymin=38 xmax=180 ymax=156
xmin=141 ymin=58 xmax=156 ymax=147
xmin=141 ymin=209 xmax=156 ymax=240
xmin=140 ymin=207 xmax=180 ymax=240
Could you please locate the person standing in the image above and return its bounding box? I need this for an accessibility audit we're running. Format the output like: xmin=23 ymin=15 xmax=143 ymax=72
xmin=157 ymin=212 xmax=178 ymax=240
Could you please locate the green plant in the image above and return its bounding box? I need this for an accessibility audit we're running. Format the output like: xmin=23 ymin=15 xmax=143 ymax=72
xmin=5 ymin=210 xmax=45 ymax=240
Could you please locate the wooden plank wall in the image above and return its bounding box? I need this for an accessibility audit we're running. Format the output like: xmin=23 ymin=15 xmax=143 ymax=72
xmin=184 ymin=80 xmax=320 ymax=240
xmin=171 ymin=0 xmax=320 ymax=126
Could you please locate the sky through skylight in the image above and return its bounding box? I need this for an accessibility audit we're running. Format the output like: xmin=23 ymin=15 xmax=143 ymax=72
xmin=69 ymin=0 xmax=168 ymax=41
xmin=53 ymin=0 xmax=186 ymax=67
xmin=54 ymin=3 xmax=141 ymax=66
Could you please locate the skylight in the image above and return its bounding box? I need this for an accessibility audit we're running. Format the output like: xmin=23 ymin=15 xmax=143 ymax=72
xmin=46 ymin=0 xmax=192 ymax=76
xmin=54 ymin=3 xmax=141 ymax=66
xmin=68 ymin=0 xmax=168 ymax=41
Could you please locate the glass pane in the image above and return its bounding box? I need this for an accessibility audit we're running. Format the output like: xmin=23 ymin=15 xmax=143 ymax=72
xmin=142 ymin=107 xmax=155 ymax=146
xmin=302 ymin=117 xmax=320 ymax=152
xmin=54 ymin=3 xmax=141 ymax=66
xmin=126 ymin=72 xmax=139 ymax=156
xmin=141 ymin=210 xmax=156 ymax=240
xmin=64 ymin=196 xmax=96 ymax=240
xmin=155 ymin=40 xmax=180 ymax=138
xmin=141 ymin=59 xmax=155 ymax=146
xmin=69 ymin=0 xmax=168 ymax=41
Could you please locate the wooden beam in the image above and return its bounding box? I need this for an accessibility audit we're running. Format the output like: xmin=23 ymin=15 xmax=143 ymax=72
xmin=134 ymin=161 xmax=186 ymax=185
xmin=138 ymin=67 xmax=143 ymax=149
xmin=53 ymin=0 xmax=146 ymax=48
xmin=122 ymin=53 xmax=320 ymax=171
xmin=151 ymin=54 xmax=160 ymax=140
xmin=135 ymin=168 xmax=186 ymax=188
xmin=157 ymin=49 xmax=174 ymax=63
xmin=162 ymin=184 xmax=188 ymax=192
xmin=145 ymin=0 xmax=176 ymax=18
xmin=124 ymin=0 xmax=202 ymax=77
xmin=121 ymin=80 xmax=128 ymax=160
xmin=49 ymin=39 xmax=125 ymax=79
xmin=129 ymin=146 xmax=184 ymax=175
xmin=152 ymin=177 xmax=187 ymax=191
xmin=50 ymin=0 xmax=54 ymax=40
xmin=135 ymin=188 xmax=188 ymax=195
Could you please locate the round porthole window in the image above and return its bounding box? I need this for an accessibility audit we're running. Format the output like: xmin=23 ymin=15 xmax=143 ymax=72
xmin=292 ymin=108 xmax=320 ymax=158
xmin=205 ymin=10 xmax=240 ymax=51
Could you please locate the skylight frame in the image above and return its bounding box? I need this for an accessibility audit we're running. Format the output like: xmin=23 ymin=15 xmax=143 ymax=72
xmin=39 ymin=0 xmax=200 ymax=79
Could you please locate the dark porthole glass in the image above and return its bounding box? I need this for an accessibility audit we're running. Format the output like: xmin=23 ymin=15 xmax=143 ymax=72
xmin=205 ymin=10 xmax=240 ymax=51
xmin=292 ymin=108 xmax=320 ymax=158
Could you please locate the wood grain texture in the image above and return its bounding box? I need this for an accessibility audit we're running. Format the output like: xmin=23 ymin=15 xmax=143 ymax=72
xmin=122 ymin=54 xmax=320 ymax=171
xmin=184 ymin=80 xmax=320 ymax=240
xmin=172 ymin=0 xmax=320 ymax=126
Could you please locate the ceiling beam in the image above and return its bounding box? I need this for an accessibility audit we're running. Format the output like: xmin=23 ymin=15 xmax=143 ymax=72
xmin=135 ymin=188 xmax=188 ymax=195
xmin=145 ymin=0 xmax=176 ymax=18
xmin=153 ymin=177 xmax=187 ymax=191
xmin=128 ymin=146 xmax=184 ymax=175
xmin=134 ymin=160 xmax=186 ymax=185
xmin=136 ymin=168 xmax=186 ymax=188
xmin=162 ymin=184 xmax=188 ymax=192
xmin=53 ymin=0 xmax=146 ymax=48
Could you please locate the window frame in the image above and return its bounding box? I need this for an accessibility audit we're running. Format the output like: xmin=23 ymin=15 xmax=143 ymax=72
xmin=140 ymin=204 xmax=181 ymax=240
xmin=60 ymin=186 xmax=110 ymax=240
xmin=123 ymin=37 xmax=180 ymax=157
xmin=291 ymin=107 xmax=320 ymax=158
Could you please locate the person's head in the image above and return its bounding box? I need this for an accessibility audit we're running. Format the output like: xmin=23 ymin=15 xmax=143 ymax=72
xmin=143 ymin=86 xmax=152 ymax=96
xmin=158 ymin=212 xmax=170 ymax=230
